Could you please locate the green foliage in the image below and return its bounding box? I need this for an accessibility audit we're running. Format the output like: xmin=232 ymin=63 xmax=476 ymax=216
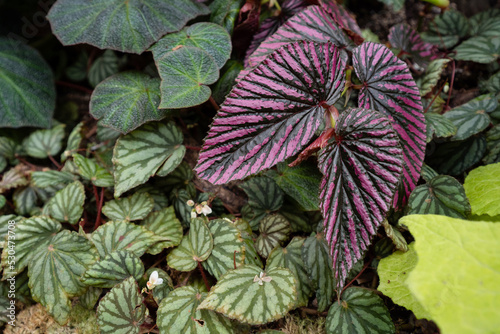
xmin=73 ymin=153 xmax=114 ymax=187
xmin=256 ymin=214 xmax=292 ymax=258
xmin=419 ymin=59 xmax=451 ymax=96
xmin=141 ymin=206 xmax=183 ymax=255
xmin=464 ymin=162 xmax=500 ymax=216
xmin=22 ymin=124 xmax=65 ymax=159
xmin=422 ymin=10 xmax=469 ymax=48
xmin=454 ymin=36 xmax=500 ymax=64
xmin=424 ymin=112 xmax=457 ymax=143
xmin=101 ymin=192 xmax=154 ymax=222
xmin=209 ymin=0 xmax=244 ymax=34
xmin=241 ymin=177 xmax=284 ymax=229
xmin=47 ymin=181 xmax=86 ymax=224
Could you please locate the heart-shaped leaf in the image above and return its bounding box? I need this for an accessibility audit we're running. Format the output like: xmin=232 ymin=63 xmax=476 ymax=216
xmin=82 ymin=250 xmax=144 ymax=288
xmin=47 ymin=181 xmax=85 ymax=224
xmin=0 ymin=38 xmax=55 ymax=128
xmin=428 ymin=136 xmax=487 ymax=175
xmin=422 ymin=10 xmax=469 ymax=48
xmin=388 ymin=23 xmax=438 ymax=66
xmin=302 ymin=232 xmax=335 ymax=312
xmin=454 ymin=36 xmax=500 ymax=64
xmin=73 ymin=153 xmax=114 ymax=187
xmin=325 ymin=287 xmax=395 ymax=334
xmin=91 ymin=221 xmax=157 ymax=258
xmin=198 ymin=264 xmax=297 ymax=325
xmin=203 ymin=218 xmax=245 ymax=279
xmin=141 ymin=206 xmax=183 ymax=255
xmin=352 ymin=42 xmax=425 ymax=207
xmin=31 ymin=170 xmax=76 ymax=188
xmin=102 ymin=192 xmax=153 ymax=222
xmin=90 ymin=72 xmax=169 ymax=134
xmin=464 ymin=163 xmax=500 ymax=216
xmin=47 ymin=0 xmax=209 ymax=54
xmin=97 ymin=276 xmax=146 ymax=334
xmin=256 ymin=214 xmax=291 ymax=258
xmin=318 ymin=107 xmax=403 ymax=289
xmin=157 ymin=46 xmax=219 ymax=109
xmin=61 ymin=122 xmax=84 ymax=162
xmin=151 ymin=23 xmax=231 ymax=69
xmin=407 ymin=175 xmax=471 ymax=218
xmin=22 ymin=124 xmax=66 ymax=159
xmin=29 ymin=230 xmax=98 ymax=325
xmin=157 ymin=286 xmax=236 ymax=333
xmin=113 ymin=121 xmax=185 ymax=197
xmin=267 ymin=237 xmax=313 ymax=307
xmin=196 ymin=41 xmax=347 ymax=184
xmin=167 ymin=218 xmax=213 ymax=271
xmin=425 ymin=112 xmax=457 ymax=143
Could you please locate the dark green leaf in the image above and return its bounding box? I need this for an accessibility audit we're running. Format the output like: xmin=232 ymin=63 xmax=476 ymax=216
xmin=419 ymin=59 xmax=451 ymax=96
xmin=61 ymin=122 xmax=84 ymax=162
xmin=422 ymin=10 xmax=469 ymax=48
xmin=484 ymin=124 xmax=500 ymax=164
xmin=209 ymin=0 xmax=244 ymax=34
xmin=73 ymin=153 xmax=113 ymax=187
xmin=428 ymin=136 xmax=487 ymax=175
xmin=31 ymin=170 xmax=76 ymax=188
xmin=470 ymin=9 xmax=500 ymax=38
xmin=256 ymin=214 xmax=291 ymax=258
xmin=425 ymin=112 xmax=457 ymax=143
xmin=102 ymin=192 xmax=153 ymax=222
xmin=12 ymin=186 xmax=37 ymax=216
xmin=88 ymin=50 xmax=121 ymax=87
xmin=240 ymin=177 xmax=284 ymax=229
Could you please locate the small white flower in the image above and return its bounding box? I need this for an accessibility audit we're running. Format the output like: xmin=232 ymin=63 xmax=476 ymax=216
xmin=147 ymin=271 xmax=163 ymax=290
xmin=191 ymin=211 xmax=197 ymax=219
xmin=201 ymin=204 xmax=212 ymax=216
xmin=253 ymin=271 xmax=272 ymax=285
xmin=195 ymin=204 xmax=203 ymax=214
xmin=187 ymin=200 xmax=195 ymax=207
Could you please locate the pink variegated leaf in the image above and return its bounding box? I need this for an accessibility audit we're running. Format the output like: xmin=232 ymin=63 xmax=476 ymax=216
xmin=318 ymin=107 xmax=403 ymax=290
xmin=352 ymin=42 xmax=426 ymax=208
xmin=319 ymin=0 xmax=363 ymax=42
xmin=388 ymin=23 xmax=441 ymax=66
xmin=195 ymin=41 xmax=347 ymax=185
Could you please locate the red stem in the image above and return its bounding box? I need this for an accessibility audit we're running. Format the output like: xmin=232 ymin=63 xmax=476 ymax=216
xmin=209 ymin=96 xmax=220 ymax=111
xmin=198 ymin=261 xmax=210 ymax=291
xmin=55 ymin=81 xmax=93 ymax=95
xmin=93 ymin=186 xmax=104 ymax=230
xmin=185 ymin=145 xmax=201 ymax=151
xmin=48 ymin=155 xmax=62 ymax=170
xmin=424 ymin=82 xmax=446 ymax=114
xmin=340 ymin=259 xmax=372 ymax=298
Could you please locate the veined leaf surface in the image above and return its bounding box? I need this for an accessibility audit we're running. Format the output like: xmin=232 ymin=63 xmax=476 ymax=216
xmin=101 ymin=192 xmax=153 ymax=222
xmin=31 ymin=170 xmax=76 ymax=189
xmin=425 ymin=112 xmax=457 ymax=143
xmin=256 ymin=214 xmax=291 ymax=258
xmin=209 ymin=0 xmax=243 ymax=35
xmin=454 ymin=36 xmax=500 ymax=64
xmin=73 ymin=153 xmax=114 ymax=187
xmin=47 ymin=181 xmax=85 ymax=224
xmin=464 ymin=163 xmax=500 ymax=216
xmin=318 ymin=108 xmax=403 ymax=289
xmin=484 ymin=124 xmax=500 ymax=164
xmin=352 ymin=42 xmax=425 ymax=207
xmin=388 ymin=23 xmax=438 ymax=66
xmin=419 ymin=59 xmax=451 ymax=96
xmin=196 ymin=41 xmax=347 ymax=184
xmin=141 ymin=206 xmax=183 ymax=255
xmin=61 ymin=122 xmax=84 ymax=161
xmin=22 ymin=124 xmax=65 ymax=159
xmin=428 ymin=136 xmax=486 ymax=175
xmin=421 ymin=10 xmax=469 ymax=48
xmin=319 ymin=0 xmax=363 ymax=37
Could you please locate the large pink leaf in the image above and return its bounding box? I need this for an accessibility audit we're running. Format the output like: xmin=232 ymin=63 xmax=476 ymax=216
xmin=388 ymin=23 xmax=441 ymax=66
xmin=318 ymin=107 xmax=403 ymax=289
xmin=352 ymin=42 xmax=426 ymax=208
xmin=195 ymin=41 xmax=347 ymax=184
xmin=319 ymin=0 xmax=363 ymax=39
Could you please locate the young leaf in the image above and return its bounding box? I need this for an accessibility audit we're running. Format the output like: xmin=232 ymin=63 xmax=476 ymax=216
xmin=73 ymin=153 xmax=114 ymax=187
xmin=13 ymin=186 xmax=37 ymax=216
xmin=196 ymin=41 xmax=347 ymax=184
xmin=113 ymin=121 xmax=185 ymax=197
xmin=407 ymin=175 xmax=471 ymax=218
xmin=141 ymin=206 xmax=183 ymax=255
xmin=454 ymin=36 xmax=500 ymax=64
xmin=256 ymin=214 xmax=291 ymax=258
xmin=325 ymin=287 xmax=395 ymax=334
xmin=157 ymin=286 xmax=236 ymax=333
xmin=48 ymin=181 xmax=86 ymax=224
xmin=419 ymin=59 xmax=451 ymax=96
xmin=420 ymin=163 xmax=439 ymax=183
xmin=197 ymin=264 xmax=297 ymax=325
xmin=143 ymin=268 xmax=174 ymax=305
xmin=90 ymin=72 xmax=168 ymax=134
xmin=102 ymin=192 xmax=153 ymax=222
xmin=151 ymin=22 xmax=231 ymax=69
xmin=0 ymin=38 xmax=55 ymax=128
xmin=352 ymin=42 xmax=425 ymax=207
xmin=157 ymin=46 xmax=219 ymax=109
xmin=425 ymin=112 xmax=457 ymax=143
xmin=47 ymin=0 xmax=209 ymax=54
xmin=0 ymin=136 xmax=17 ymax=160
xmin=464 ymin=163 xmax=500 ymax=216
xmin=31 ymin=170 xmax=76 ymax=188
xmin=421 ymin=10 xmax=469 ymax=48
xmin=28 ymin=230 xmax=98 ymax=325
xmin=318 ymin=108 xmax=403 ymax=289
xmin=97 ymin=276 xmax=146 ymax=334
xmin=22 ymin=124 xmax=66 ymax=159
xmin=91 ymin=221 xmax=157 ymax=258
xmin=267 ymin=237 xmax=313 ymax=307
xmin=61 ymin=122 xmax=84 ymax=161
xmin=82 ymin=250 xmax=145 ymax=288
xmin=388 ymin=23 xmax=438 ymax=66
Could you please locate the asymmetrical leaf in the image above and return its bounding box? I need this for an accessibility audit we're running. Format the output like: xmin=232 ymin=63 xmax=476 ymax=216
xmin=256 ymin=214 xmax=291 ymax=258
xmin=318 ymin=108 xmax=403 ymax=289
xmin=407 ymin=175 xmax=470 ymax=218
xmin=97 ymin=276 xmax=146 ymax=334
xmin=198 ymin=265 xmax=297 ymax=325
xmin=464 ymin=162 xmax=500 ymax=216
xmin=0 ymin=38 xmax=55 ymax=128
xmin=196 ymin=41 xmax=347 ymax=184
xmin=470 ymin=9 xmax=500 ymax=38
xmin=83 ymin=250 xmax=144 ymax=288
xmin=388 ymin=23 xmax=438 ymax=66
xmin=420 ymin=163 xmax=438 ymax=183
xmin=141 ymin=206 xmax=183 ymax=255
xmin=325 ymin=287 xmax=395 ymax=334
xmin=454 ymin=36 xmax=500 ymax=64
xmin=47 ymin=0 xmax=209 ymax=54
xmin=320 ymin=0 xmax=363 ymax=36
xmin=22 ymin=124 xmax=65 ymax=159
xmin=102 ymin=192 xmax=154 ymax=222
xmin=113 ymin=122 xmax=185 ymax=197
xmin=302 ymin=232 xmax=335 ymax=312
xmin=422 ymin=10 xmax=469 ymax=48
xmin=353 ymin=42 xmax=425 ymax=207
xmin=267 ymin=237 xmax=313 ymax=307
xmin=90 ymin=72 xmax=168 ymax=134
xmin=13 ymin=186 xmax=37 ymax=216
xmin=0 ymin=166 xmax=28 ymax=194
xmin=419 ymin=59 xmax=451 ymax=96
xmin=0 ymin=137 xmax=17 ymax=160
xmin=73 ymin=153 xmax=114 ymax=187
xmin=61 ymin=122 xmax=84 ymax=161
xmin=28 ymin=230 xmax=98 ymax=325
xmin=157 ymin=46 xmax=219 ymax=109
xmin=91 ymin=220 xmax=157 ymax=258
xmin=425 ymin=112 xmax=457 ymax=143
xmin=48 ymin=181 xmax=85 ymax=224
xmin=31 ymin=170 xmax=76 ymax=188
xmin=157 ymin=286 xmax=235 ymax=334
xmin=144 ymin=267 xmax=174 ymax=305
xmin=209 ymin=0 xmax=243 ymax=35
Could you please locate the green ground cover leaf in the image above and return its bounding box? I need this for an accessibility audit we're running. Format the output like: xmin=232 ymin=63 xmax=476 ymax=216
xmin=31 ymin=170 xmax=76 ymax=188
xmin=256 ymin=214 xmax=291 ymax=258
xmin=47 ymin=181 xmax=85 ymax=224
xmin=101 ymin=192 xmax=153 ymax=222
xmin=144 ymin=267 xmax=174 ymax=305
xmin=425 ymin=112 xmax=457 ymax=143
xmin=470 ymin=9 xmax=500 ymax=37
xmin=73 ymin=153 xmax=114 ymax=187
xmin=61 ymin=122 xmax=84 ymax=162
xmin=464 ymin=162 xmax=500 ymax=216
xmin=419 ymin=59 xmax=451 ymax=96
xmin=141 ymin=206 xmax=183 ymax=255
xmin=22 ymin=124 xmax=65 ymax=159
xmin=209 ymin=0 xmax=243 ymax=34
xmin=484 ymin=124 xmax=500 ymax=164
xmin=454 ymin=36 xmax=500 ymax=64
xmin=422 ymin=10 xmax=469 ymax=48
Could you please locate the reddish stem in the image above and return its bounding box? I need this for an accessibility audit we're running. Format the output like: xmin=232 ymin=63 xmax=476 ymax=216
xmin=424 ymin=82 xmax=446 ymax=114
xmin=185 ymin=145 xmax=201 ymax=151
xmin=48 ymin=155 xmax=62 ymax=170
xmin=209 ymin=96 xmax=220 ymax=111
xmin=55 ymin=81 xmax=93 ymax=95
xmin=233 ymin=251 xmax=238 ymax=269
xmin=14 ymin=155 xmax=39 ymax=170
xmin=93 ymin=186 xmax=105 ymax=230
xmin=340 ymin=260 xmax=371 ymax=298
xmin=445 ymin=59 xmax=456 ymax=111
xmin=198 ymin=261 xmax=210 ymax=291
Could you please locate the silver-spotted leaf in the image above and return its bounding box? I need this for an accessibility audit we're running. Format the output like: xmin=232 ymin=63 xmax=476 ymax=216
xmin=470 ymin=9 xmax=500 ymax=38
xmin=425 ymin=112 xmax=457 ymax=143
xmin=454 ymin=36 xmax=500 ymax=64
xmin=22 ymin=124 xmax=65 ymax=159
xmin=422 ymin=10 xmax=469 ymax=48
xmin=61 ymin=122 xmax=84 ymax=161
xmin=31 ymin=170 xmax=76 ymax=188
xmin=82 ymin=250 xmax=144 ymax=288
xmin=197 ymin=264 xmax=297 ymax=325
xmin=196 ymin=41 xmax=347 ymax=184
xmin=102 ymin=192 xmax=153 ymax=222
xmin=91 ymin=220 xmax=157 ymax=258
xmin=256 ymin=214 xmax=291 ymax=258
xmin=325 ymin=287 xmax=395 ymax=334
xmin=73 ymin=153 xmax=114 ymax=187
xmin=157 ymin=286 xmax=236 ymax=334
xmin=96 ymin=276 xmax=146 ymax=334
xmin=0 ymin=38 xmax=55 ymax=128
xmin=157 ymin=46 xmax=219 ymax=109
xmin=352 ymin=42 xmax=425 ymax=207
xmin=419 ymin=59 xmax=451 ymax=96
xmin=28 ymin=230 xmax=98 ymax=325
xmin=47 ymin=0 xmax=209 ymax=54
xmin=141 ymin=206 xmax=183 ymax=255
xmin=267 ymin=237 xmax=313 ymax=307
xmin=90 ymin=72 xmax=168 ymax=134
xmin=388 ymin=23 xmax=439 ymax=66
xmin=47 ymin=181 xmax=85 ymax=224
xmin=113 ymin=121 xmax=185 ymax=197
xmin=318 ymin=108 xmax=403 ymax=289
